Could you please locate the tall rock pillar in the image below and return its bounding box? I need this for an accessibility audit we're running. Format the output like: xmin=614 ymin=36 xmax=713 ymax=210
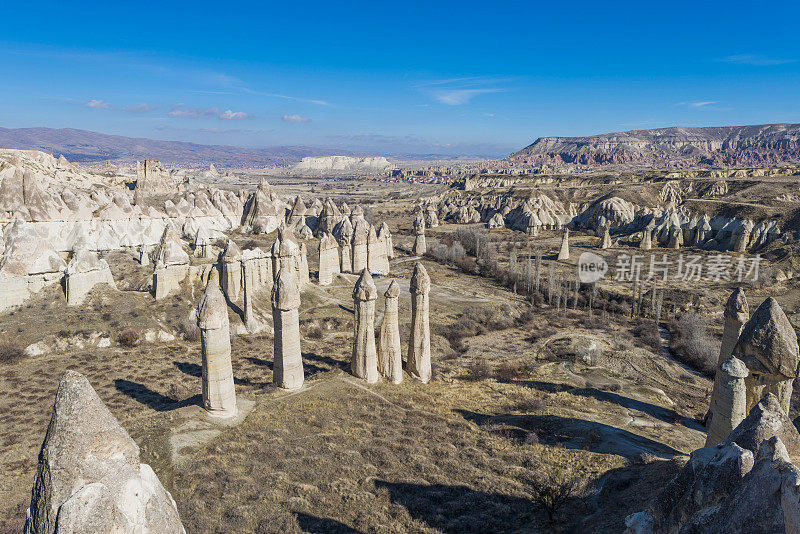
xmin=557 ymin=228 xmax=570 ymax=261
xmin=377 ymin=280 xmax=402 ymax=384
xmin=197 ymin=270 xmax=237 ymax=417
xmin=351 ymin=268 xmax=379 ymax=383
xmin=412 ymin=214 xmax=426 ymax=255
xmin=408 ymin=262 xmax=432 ymax=383
xmin=271 ymin=268 xmax=304 ymax=390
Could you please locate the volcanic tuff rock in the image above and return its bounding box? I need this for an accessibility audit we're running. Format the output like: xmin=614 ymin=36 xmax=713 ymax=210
xmin=510 ymin=123 xmax=800 ymax=168
xmin=24 ymin=370 xmax=185 ymax=533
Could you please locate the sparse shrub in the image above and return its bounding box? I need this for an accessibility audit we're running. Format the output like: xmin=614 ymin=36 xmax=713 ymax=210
xmin=631 ymin=452 xmax=658 ymax=465
xmin=0 ymin=341 xmax=25 ymax=364
xmin=307 ymin=324 xmax=323 ymax=339
xmin=179 ymin=314 xmax=200 ymax=342
xmin=602 ymin=383 xmax=622 ymax=392
xmin=242 ymin=239 xmax=259 ymax=250
xmin=515 ymin=397 xmax=546 ymax=412
xmin=525 ymin=432 xmax=540 ymax=445
xmin=117 ymin=327 xmax=141 ymax=348
xmin=669 ymin=312 xmax=720 ymax=377
xmin=496 ymin=360 xmax=524 ymax=381
xmin=167 ymin=382 xmax=189 ymax=401
xmin=632 ymin=319 xmax=661 ymax=352
xmin=467 ymin=358 xmax=493 ymax=380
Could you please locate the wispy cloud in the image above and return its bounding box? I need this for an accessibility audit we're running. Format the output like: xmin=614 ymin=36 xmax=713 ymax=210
xmin=168 ymin=104 xmax=250 ymax=120
xmin=86 ymin=99 xmax=111 ymax=109
xmin=415 ymin=76 xmax=509 ymax=106
xmin=723 ymin=54 xmax=796 ymax=66
xmin=123 ymin=103 xmax=157 ymax=113
xmin=282 ymin=114 xmax=311 ymax=123
xmin=168 ymin=104 xmax=220 ymax=118
xmin=243 ymin=88 xmax=330 ymax=106
xmin=220 ymin=109 xmax=249 ymax=120
xmin=677 ymin=101 xmax=719 ymax=108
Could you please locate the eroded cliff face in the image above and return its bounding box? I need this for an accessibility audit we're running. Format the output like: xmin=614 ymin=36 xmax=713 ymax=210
xmin=292 ymin=156 xmax=393 ymax=175
xmin=510 ymin=124 xmax=800 ymax=168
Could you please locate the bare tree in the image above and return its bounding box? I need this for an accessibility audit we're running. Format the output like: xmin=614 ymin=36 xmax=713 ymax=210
xmin=529 ymin=469 xmax=586 ymax=522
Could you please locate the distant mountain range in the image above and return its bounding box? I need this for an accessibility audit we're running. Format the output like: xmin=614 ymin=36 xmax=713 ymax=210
xmin=509 ymin=123 xmax=800 ymax=168
xmin=0 ymin=127 xmax=361 ymax=167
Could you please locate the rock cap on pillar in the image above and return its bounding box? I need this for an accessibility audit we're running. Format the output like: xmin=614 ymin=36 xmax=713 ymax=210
xmin=410 ymin=262 xmax=431 ymax=294
xmin=734 ymin=297 xmax=799 ymax=378
xmin=385 ymin=278 xmax=400 ymax=298
xmin=198 ymin=270 xmax=228 ymax=329
xmin=725 ymin=287 xmax=750 ymax=323
xmin=353 ymin=267 xmax=377 ymax=301
xmin=272 ymin=267 xmax=301 ymax=310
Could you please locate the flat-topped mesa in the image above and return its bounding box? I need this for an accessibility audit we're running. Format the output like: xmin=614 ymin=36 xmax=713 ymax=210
xmin=221 ymin=239 xmax=243 ymax=301
xmin=197 ymin=270 xmax=237 ymax=417
xmin=734 ymin=297 xmax=800 ymax=415
xmin=194 ymin=226 xmax=212 ymax=259
xmin=412 ymin=213 xmax=426 ymax=255
xmin=408 ymin=262 xmax=432 ymax=383
xmin=351 ymin=221 xmax=369 ymax=273
xmin=557 ymin=228 xmax=570 ymax=261
xmin=271 ymin=268 xmax=304 ymax=390
xmin=64 ymin=249 xmax=116 ymax=306
xmin=378 ymin=221 xmax=394 ymax=260
xmin=318 ymin=232 xmax=340 ymax=286
xmin=351 ymin=268 xmax=380 ymax=383
xmin=377 ymin=279 xmax=402 ymax=384
xmin=24 ymin=370 xmax=185 ymax=534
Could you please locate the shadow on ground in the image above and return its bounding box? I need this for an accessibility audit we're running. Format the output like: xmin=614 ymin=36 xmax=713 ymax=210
xmin=375 ymin=480 xmax=534 ymax=533
xmin=294 ymin=512 xmax=360 ymax=534
xmin=456 ymin=409 xmax=683 ymax=458
xmin=114 ymin=379 xmax=200 ymax=411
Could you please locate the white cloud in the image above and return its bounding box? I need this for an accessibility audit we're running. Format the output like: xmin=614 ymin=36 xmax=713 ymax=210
xmin=86 ymin=99 xmax=110 ymax=109
xmin=220 ymin=109 xmax=249 ymax=120
xmin=282 ymin=114 xmax=311 ymax=123
xmin=723 ymin=54 xmax=795 ymax=66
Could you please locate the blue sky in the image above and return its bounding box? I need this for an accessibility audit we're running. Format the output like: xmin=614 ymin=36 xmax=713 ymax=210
xmin=1 ymin=1 xmax=799 ymax=157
